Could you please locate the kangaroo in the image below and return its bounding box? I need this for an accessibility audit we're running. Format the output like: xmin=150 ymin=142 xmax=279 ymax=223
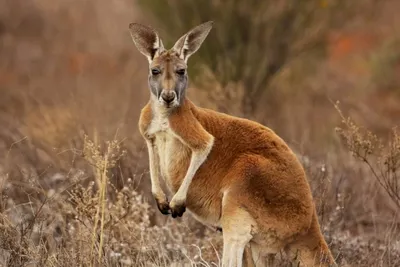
xmin=129 ymin=21 xmax=337 ymax=267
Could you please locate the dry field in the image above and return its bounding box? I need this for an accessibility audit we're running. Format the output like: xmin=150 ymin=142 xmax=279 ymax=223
xmin=0 ymin=0 xmax=399 ymax=266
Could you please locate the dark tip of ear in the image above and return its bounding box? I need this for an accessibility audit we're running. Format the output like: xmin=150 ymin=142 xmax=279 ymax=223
xmin=198 ymin=21 xmax=214 ymax=32
xmin=129 ymin=22 xmax=155 ymax=32
xmin=204 ymin=21 xmax=214 ymax=27
xmin=129 ymin=23 xmax=143 ymax=30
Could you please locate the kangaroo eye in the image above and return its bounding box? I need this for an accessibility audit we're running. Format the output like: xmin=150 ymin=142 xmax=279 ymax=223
xmin=151 ymin=68 xmax=161 ymax=75
xmin=176 ymin=69 xmax=186 ymax=75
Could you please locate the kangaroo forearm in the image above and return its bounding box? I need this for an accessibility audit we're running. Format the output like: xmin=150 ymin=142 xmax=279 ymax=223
xmin=177 ymin=151 xmax=207 ymax=194
xmin=172 ymin=140 xmax=213 ymax=203
xmin=146 ymin=141 xmax=163 ymax=196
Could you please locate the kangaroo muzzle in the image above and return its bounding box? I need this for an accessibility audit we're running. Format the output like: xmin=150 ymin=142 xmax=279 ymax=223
xmin=160 ymin=90 xmax=176 ymax=105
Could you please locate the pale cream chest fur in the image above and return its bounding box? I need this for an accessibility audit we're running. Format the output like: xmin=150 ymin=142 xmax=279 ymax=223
xmin=147 ymin=109 xmax=190 ymax=192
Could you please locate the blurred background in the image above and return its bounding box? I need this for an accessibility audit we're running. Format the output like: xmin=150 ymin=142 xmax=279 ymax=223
xmin=0 ymin=0 xmax=399 ymax=266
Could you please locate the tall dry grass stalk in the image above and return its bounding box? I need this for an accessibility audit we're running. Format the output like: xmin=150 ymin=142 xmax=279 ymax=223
xmin=83 ymin=133 xmax=127 ymax=266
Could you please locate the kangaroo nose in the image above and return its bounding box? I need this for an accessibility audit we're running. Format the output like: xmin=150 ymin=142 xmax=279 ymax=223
xmin=161 ymin=91 xmax=176 ymax=104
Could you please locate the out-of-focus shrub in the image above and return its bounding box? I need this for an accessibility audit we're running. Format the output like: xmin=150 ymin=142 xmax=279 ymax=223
xmin=137 ymin=0 xmax=378 ymax=115
xmin=370 ymin=38 xmax=400 ymax=92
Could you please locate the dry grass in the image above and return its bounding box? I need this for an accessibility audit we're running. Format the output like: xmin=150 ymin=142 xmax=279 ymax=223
xmin=335 ymin=103 xmax=400 ymax=210
xmin=1 ymin=0 xmax=400 ymax=266
xmin=0 ymin=135 xmax=224 ymax=266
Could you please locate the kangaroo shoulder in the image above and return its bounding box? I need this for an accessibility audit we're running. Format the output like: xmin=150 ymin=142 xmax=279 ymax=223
xmin=138 ymin=102 xmax=153 ymax=138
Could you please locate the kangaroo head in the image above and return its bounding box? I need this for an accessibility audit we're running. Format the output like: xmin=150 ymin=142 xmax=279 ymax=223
xmin=129 ymin=21 xmax=213 ymax=108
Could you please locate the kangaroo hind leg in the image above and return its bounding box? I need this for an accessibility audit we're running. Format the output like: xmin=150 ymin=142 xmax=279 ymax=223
xmin=249 ymin=242 xmax=276 ymax=267
xmin=221 ymin=191 xmax=256 ymax=267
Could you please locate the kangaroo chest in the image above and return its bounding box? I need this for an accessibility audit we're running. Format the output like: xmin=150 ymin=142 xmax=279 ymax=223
xmin=145 ymin=108 xmax=221 ymax=229
xmin=155 ymin=132 xmax=190 ymax=188
xmin=147 ymin=114 xmax=190 ymax=192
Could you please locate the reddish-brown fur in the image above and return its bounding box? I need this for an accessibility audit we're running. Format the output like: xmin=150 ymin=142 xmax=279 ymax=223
xmin=130 ymin=21 xmax=336 ymax=266
xmin=139 ymin=94 xmax=335 ymax=266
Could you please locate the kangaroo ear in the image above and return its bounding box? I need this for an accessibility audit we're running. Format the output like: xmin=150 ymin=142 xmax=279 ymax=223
xmin=172 ymin=21 xmax=213 ymax=63
xmin=129 ymin=23 xmax=165 ymax=63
